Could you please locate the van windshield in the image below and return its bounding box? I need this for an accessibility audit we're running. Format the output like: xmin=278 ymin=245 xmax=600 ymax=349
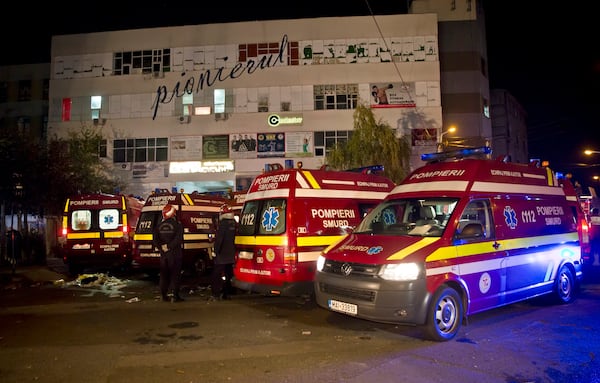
xmin=136 ymin=211 xmax=162 ymax=234
xmin=354 ymin=198 xmax=459 ymax=237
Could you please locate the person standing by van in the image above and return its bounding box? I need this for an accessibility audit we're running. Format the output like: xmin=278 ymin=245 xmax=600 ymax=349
xmin=590 ymin=207 xmax=600 ymax=265
xmin=153 ymin=204 xmax=184 ymax=303
xmin=209 ymin=204 xmax=237 ymax=301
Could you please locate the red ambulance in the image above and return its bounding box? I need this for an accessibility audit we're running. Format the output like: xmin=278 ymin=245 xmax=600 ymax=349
xmin=59 ymin=193 xmax=144 ymax=275
xmin=132 ymin=190 xmax=235 ymax=276
xmin=314 ymin=147 xmax=588 ymax=341
xmin=233 ymin=164 xmax=395 ymax=296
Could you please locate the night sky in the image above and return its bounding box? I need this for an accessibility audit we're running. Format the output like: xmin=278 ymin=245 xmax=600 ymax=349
xmin=3 ymin=1 xmax=599 ymax=189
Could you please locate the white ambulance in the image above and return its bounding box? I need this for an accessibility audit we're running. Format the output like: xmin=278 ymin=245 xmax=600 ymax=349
xmin=315 ymin=147 xmax=588 ymax=341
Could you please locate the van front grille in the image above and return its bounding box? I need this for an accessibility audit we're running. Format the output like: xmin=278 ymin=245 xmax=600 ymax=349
xmin=322 ymin=260 xmax=381 ymax=277
xmin=318 ymin=282 xmax=376 ymax=302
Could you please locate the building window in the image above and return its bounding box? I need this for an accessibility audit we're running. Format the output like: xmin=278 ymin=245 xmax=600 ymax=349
xmin=182 ymin=92 xmax=193 ymax=116
xmin=99 ymin=139 xmax=107 ymax=158
xmin=314 ymin=130 xmax=353 ymax=156
xmin=482 ymin=97 xmax=490 ymax=118
xmin=314 ymin=84 xmax=359 ymax=110
xmin=214 ymin=89 xmax=226 ymax=113
xmin=113 ymin=48 xmax=170 ymax=76
xmin=91 ymin=95 xmax=102 ymax=120
xmin=18 ymin=80 xmax=31 ymax=102
xmin=62 ymin=98 xmax=72 ymax=121
xmin=42 ymin=79 xmax=49 ymax=100
xmin=0 ymin=81 xmax=8 ymax=103
xmin=113 ymin=137 xmax=168 ymax=163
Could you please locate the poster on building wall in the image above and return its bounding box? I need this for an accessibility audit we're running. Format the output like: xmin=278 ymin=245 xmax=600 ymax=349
xmin=202 ymin=135 xmax=229 ymax=160
xmin=370 ymin=82 xmax=416 ymax=108
xmin=170 ymin=136 xmax=203 ymax=161
xmin=285 ymin=132 xmax=313 ymax=157
xmin=257 ymin=132 xmax=285 ymax=158
xmin=230 ymin=133 xmax=257 ymax=159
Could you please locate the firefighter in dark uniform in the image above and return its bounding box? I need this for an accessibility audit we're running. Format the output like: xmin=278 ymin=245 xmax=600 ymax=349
xmin=209 ymin=204 xmax=237 ymax=301
xmin=153 ymin=204 xmax=184 ymax=302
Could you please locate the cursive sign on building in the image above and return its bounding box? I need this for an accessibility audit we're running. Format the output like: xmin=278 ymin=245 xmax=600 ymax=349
xmin=151 ymin=35 xmax=290 ymax=120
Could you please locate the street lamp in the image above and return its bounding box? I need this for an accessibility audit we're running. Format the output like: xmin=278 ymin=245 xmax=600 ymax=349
xmin=437 ymin=126 xmax=457 ymax=152
xmin=584 ymin=149 xmax=600 ymax=155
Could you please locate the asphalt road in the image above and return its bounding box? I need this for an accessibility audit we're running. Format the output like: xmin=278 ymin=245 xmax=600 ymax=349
xmin=1 ymin=260 xmax=599 ymax=383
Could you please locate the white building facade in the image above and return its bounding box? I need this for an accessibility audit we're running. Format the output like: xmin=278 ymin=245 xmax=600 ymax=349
xmin=49 ymin=14 xmax=443 ymax=197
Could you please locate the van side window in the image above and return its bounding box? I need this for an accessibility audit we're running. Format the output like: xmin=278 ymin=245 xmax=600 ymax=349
xmin=456 ymin=199 xmax=493 ymax=240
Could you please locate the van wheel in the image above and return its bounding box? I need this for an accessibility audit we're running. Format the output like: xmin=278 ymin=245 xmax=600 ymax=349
xmin=555 ymin=265 xmax=576 ymax=304
xmin=423 ymin=286 xmax=463 ymax=342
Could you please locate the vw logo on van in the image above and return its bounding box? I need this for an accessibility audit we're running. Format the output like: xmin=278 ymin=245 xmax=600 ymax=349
xmin=340 ymin=263 xmax=353 ymax=276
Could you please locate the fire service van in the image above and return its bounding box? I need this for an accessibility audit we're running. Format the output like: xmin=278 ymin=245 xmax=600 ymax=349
xmin=233 ymin=164 xmax=395 ymax=296
xmin=132 ymin=190 xmax=238 ymax=276
xmin=314 ymin=147 xmax=588 ymax=341
xmin=59 ymin=193 xmax=144 ymax=275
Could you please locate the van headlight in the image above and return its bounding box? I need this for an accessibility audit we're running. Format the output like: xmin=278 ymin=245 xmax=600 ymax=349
xmin=316 ymin=255 xmax=326 ymax=272
xmin=379 ymin=262 xmax=420 ymax=281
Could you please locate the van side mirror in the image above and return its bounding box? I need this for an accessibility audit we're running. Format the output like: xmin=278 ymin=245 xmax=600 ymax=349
xmin=456 ymin=223 xmax=484 ymax=239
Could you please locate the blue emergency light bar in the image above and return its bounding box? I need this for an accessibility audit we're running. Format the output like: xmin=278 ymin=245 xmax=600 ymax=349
xmin=421 ymin=146 xmax=492 ymax=163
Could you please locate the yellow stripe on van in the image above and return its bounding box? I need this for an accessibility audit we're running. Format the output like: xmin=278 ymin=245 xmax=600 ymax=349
xmin=63 ymin=199 xmax=70 ymax=213
xmin=235 ymin=235 xmax=289 ymax=246
xmin=302 ymin=171 xmax=321 ymax=189
xmin=67 ymin=232 xmax=101 ymax=239
xmin=183 ymin=194 xmax=193 ymax=205
xmin=501 ymin=232 xmax=578 ymax=250
xmin=185 ymin=243 xmax=213 ymax=250
xmin=387 ymin=238 xmax=439 ymax=260
xmin=545 ymin=167 xmax=553 ymax=186
xmin=134 ymin=233 xmax=153 ymax=241
xmin=297 ymin=235 xmax=344 ymax=247
xmin=185 ymin=233 xmax=211 ymax=240
xmin=104 ymin=231 xmax=124 ymax=239
xmin=426 ymin=232 xmax=579 ymax=262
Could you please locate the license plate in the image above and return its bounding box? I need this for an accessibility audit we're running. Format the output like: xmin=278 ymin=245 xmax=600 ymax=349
xmin=141 ymin=252 xmax=160 ymax=258
xmin=328 ymin=299 xmax=358 ymax=315
xmin=238 ymin=251 xmax=253 ymax=260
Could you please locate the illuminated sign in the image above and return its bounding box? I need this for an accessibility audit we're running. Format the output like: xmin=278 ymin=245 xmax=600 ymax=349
xmin=267 ymin=114 xmax=303 ymax=127
xmin=169 ymin=161 xmax=234 ymax=174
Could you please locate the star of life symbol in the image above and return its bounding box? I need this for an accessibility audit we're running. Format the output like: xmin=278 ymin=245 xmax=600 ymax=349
xmin=503 ymin=206 xmax=518 ymax=229
xmin=367 ymin=246 xmax=383 ymax=255
xmin=382 ymin=209 xmax=396 ymax=225
xmin=104 ymin=215 xmax=114 ymax=225
xmin=261 ymin=207 xmax=280 ymax=232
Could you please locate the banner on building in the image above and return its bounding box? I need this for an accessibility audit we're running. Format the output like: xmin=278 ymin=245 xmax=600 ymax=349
xmin=370 ymin=82 xmax=416 ymax=108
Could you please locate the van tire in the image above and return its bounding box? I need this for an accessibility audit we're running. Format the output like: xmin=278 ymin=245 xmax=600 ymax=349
xmin=423 ymin=286 xmax=463 ymax=342
xmin=555 ymin=265 xmax=576 ymax=304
